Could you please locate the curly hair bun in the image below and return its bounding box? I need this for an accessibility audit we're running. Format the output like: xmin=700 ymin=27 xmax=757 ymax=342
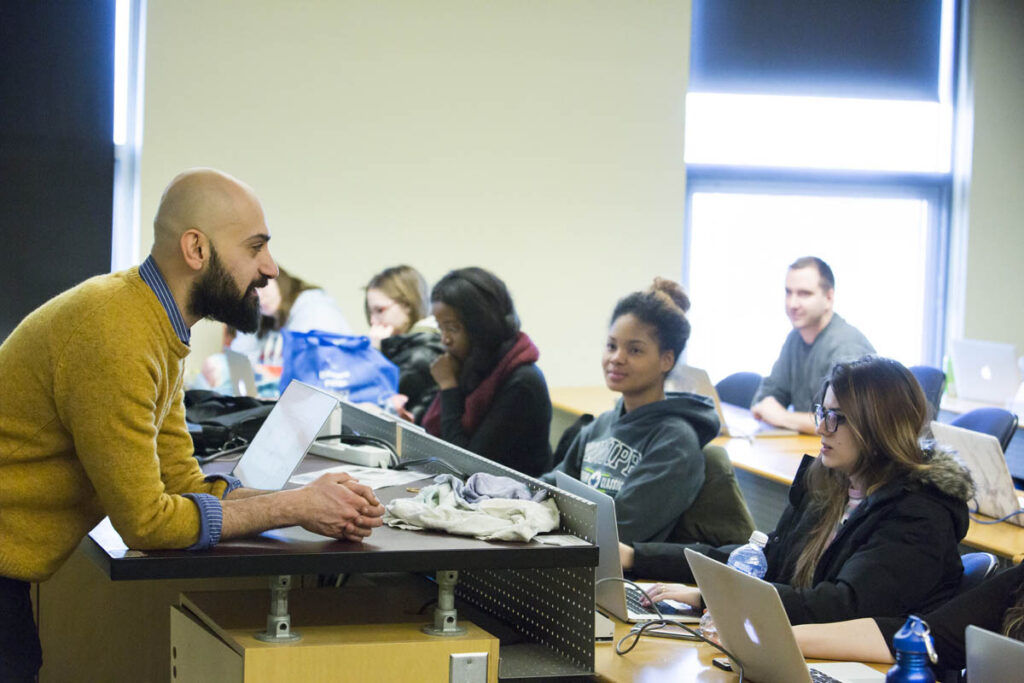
xmin=649 ymin=277 xmax=690 ymax=314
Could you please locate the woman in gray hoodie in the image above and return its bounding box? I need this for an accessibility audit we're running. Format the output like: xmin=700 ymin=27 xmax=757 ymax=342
xmin=543 ymin=278 xmax=727 ymax=544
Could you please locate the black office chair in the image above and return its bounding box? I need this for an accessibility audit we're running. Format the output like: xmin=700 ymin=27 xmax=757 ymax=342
xmin=715 ymin=372 xmax=762 ymax=409
xmin=910 ymin=365 xmax=946 ymax=416
xmin=957 ymin=552 xmax=999 ymax=594
xmin=952 ymin=407 xmax=1019 ymax=453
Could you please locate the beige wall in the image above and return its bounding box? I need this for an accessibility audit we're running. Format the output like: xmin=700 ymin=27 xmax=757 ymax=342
xmin=140 ymin=0 xmax=692 ymax=388
xmin=963 ymin=0 xmax=1024 ymax=351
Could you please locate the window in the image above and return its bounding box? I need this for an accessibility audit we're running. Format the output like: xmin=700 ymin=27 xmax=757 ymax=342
xmin=112 ymin=0 xmax=146 ymax=271
xmin=682 ymin=0 xmax=957 ymax=382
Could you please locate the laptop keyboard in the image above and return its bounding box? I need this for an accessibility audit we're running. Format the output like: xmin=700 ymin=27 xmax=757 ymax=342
xmin=625 ymin=585 xmax=658 ymax=617
xmin=808 ymin=667 xmax=842 ymax=683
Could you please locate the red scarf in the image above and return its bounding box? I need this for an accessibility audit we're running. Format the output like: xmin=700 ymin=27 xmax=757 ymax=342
xmin=422 ymin=332 xmax=539 ymax=437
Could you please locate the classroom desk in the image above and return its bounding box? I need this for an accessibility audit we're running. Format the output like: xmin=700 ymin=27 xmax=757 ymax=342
xmin=39 ymin=402 xmax=602 ymax=682
xmin=593 ymin=614 xmax=890 ymax=682
xmin=549 ymin=386 xmax=1024 ymax=563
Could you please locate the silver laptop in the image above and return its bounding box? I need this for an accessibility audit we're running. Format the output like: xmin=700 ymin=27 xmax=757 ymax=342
xmin=720 ymin=402 xmax=798 ymax=438
xmin=951 ymin=339 xmax=1021 ymax=404
xmin=686 ymin=549 xmax=885 ymax=683
xmin=666 ymin=364 xmax=732 ymax=436
xmin=224 ymin=349 xmax=259 ymax=397
xmin=931 ymin=421 xmax=1024 ymax=527
xmin=232 ymin=381 xmax=339 ymax=490
xmin=554 ymin=471 xmax=700 ymax=623
xmin=966 ymin=625 xmax=1024 ymax=681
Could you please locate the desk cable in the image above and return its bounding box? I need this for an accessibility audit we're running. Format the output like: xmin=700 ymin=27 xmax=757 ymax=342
xmin=314 ymin=433 xmax=401 ymax=468
xmin=967 ymin=500 xmax=1024 ymax=524
xmin=597 ymin=577 xmax=746 ymax=683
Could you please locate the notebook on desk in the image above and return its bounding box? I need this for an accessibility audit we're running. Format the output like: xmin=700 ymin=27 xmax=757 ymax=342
xmin=721 ymin=402 xmax=799 ymax=438
xmin=554 ymin=471 xmax=701 ymax=624
xmin=930 ymin=421 xmax=1024 ymax=527
xmin=951 ymin=339 xmax=1021 ymax=404
xmin=232 ymin=381 xmax=339 ymax=490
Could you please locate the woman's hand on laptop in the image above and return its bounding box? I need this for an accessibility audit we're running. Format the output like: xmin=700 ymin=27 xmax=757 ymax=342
xmin=296 ymin=472 xmax=386 ymax=542
xmin=641 ymin=583 xmax=701 ymax=609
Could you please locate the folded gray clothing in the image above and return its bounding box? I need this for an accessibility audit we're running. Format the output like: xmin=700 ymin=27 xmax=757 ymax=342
xmin=433 ymin=472 xmax=547 ymax=505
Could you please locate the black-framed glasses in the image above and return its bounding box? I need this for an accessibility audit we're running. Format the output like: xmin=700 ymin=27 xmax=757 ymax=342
xmin=814 ymin=404 xmax=847 ymax=434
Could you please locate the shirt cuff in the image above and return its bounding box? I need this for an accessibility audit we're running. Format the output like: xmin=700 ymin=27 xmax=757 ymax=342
xmin=182 ymin=493 xmax=223 ymax=550
xmin=205 ymin=473 xmax=243 ymax=497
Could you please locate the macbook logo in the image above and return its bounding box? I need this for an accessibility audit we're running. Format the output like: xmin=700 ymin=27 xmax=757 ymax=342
xmin=743 ymin=618 xmax=760 ymax=645
xmin=981 ymin=365 xmax=993 ymax=381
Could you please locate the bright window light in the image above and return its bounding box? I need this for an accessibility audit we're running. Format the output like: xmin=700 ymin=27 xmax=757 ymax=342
xmin=113 ymin=0 xmax=131 ymax=146
xmin=685 ymin=191 xmax=930 ymax=383
xmin=684 ymin=93 xmax=952 ymax=174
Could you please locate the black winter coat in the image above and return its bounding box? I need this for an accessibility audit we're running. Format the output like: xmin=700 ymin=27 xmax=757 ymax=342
xmin=380 ymin=331 xmax=444 ymax=423
xmin=632 ymin=448 xmax=973 ymax=625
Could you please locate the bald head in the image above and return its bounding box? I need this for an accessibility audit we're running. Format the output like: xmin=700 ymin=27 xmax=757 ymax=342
xmin=153 ymin=168 xmax=264 ymax=254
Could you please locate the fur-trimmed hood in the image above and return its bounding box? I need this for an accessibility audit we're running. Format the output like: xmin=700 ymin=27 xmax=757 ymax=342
xmin=910 ymin=443 xmax=976 ymax=503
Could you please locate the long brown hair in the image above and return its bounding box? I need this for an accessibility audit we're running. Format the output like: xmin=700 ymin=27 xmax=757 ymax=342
xmin=257 ymin=266 xmax=319 ymax=335
xmin=1004 ymin=583 xmax=1024 ymax=639
xmin=791 ymin=356 xmax=930 ymax=587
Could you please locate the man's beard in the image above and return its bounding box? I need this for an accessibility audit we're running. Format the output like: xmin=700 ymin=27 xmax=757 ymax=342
xmin=187 ymin=245 xmax=267 ymax=333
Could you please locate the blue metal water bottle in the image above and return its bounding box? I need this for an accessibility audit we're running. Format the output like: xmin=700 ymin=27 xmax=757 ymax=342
xmin=886 ymin=615 xmax=937 ymax=683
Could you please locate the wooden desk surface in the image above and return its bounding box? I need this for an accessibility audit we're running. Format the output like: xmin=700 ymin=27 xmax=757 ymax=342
xmin=551 ymin=386 xmax=1024 ymax=562
xmin=594 ymin=615 xmax=889 ymax=682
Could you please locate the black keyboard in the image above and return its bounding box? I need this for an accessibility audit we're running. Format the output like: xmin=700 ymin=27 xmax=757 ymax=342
xmin=625 ymin=585 xmax=658 ymax=616
xmin=808 ymin=667 xmax=842 ymax=683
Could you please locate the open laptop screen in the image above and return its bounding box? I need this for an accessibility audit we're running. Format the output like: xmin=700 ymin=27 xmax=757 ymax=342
xmin=232 ymin=381 xmax=338 ymax=490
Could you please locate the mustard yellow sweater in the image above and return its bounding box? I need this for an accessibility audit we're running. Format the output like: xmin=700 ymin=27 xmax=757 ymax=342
xmin=0 ymin=268 xmax=226 ymax=582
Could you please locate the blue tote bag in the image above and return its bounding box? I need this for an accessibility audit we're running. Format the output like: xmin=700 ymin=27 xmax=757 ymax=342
xmin=279 ymin=329 xmax=399 ymax=404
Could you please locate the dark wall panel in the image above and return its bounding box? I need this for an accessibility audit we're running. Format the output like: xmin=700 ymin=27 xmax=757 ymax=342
xmin=690 ymin=0 xmax=943 ymax=100
xmin=0 ymin=1 xmax=115 ymax=340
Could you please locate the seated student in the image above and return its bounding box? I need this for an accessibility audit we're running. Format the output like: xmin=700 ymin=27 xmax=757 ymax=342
xmin=364 ymin=265 xmax=444 ymax=423
xmin=421 ymin=267 xmax=552 ymax=477
xmin=231 ymin=265 xmax=352 ymax=363
xmin=201 ymin=266 xmax=353 ymax=394
xmin=794 ymin=562 xmax=1024 ymax=673
xmin=542 ymin=279 xmax=726 ymax=545
xmin=634 ymin=356 xmax=973 ymax=625
xmin=751 ymin=257 xmax=874 ymax=434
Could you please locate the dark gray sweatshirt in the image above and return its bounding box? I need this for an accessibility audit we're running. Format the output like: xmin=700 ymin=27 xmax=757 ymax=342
xmin=543 ymin=392 xmax=720 ymax=544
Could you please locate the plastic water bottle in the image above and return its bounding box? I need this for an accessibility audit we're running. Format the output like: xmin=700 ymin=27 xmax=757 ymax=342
xmin=886 ymin=616 xmax=937 ymax=683
xmin=699 ymin=531 xmax=769 ymax=642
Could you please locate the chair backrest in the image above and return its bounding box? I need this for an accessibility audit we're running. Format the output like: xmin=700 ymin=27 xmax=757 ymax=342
xmin=951 ymin=407 xmax=1019 ymax=453
xmin=910 ymin=365 xmax=946 ymax=416
xmin=669 ymin=444 xmax=756 ymax=547
xmin=958 ymin=552 xmax=999 ymax=594
xmin=714 ymin=371 xmax=762 ymax=409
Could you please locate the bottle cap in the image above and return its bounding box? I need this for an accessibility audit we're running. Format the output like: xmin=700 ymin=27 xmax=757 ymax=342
xmin=892 ymin=616 xmax=938 ymax=662
xmin=748 ymin=530 xmax=768 ymax=547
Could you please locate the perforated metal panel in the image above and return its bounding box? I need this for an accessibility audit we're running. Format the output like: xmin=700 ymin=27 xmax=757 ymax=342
xmin=338 ymin=401 xmax=598 ymax=678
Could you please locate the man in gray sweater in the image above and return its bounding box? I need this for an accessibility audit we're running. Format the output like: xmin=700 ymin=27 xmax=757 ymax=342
xmin=751 ymin=257 xmax=874 ymax=434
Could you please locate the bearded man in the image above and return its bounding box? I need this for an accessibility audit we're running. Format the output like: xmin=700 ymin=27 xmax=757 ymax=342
xmin=0 ymin=169 xmax=384 ymax=681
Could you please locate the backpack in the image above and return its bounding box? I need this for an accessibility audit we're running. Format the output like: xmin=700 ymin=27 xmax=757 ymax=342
xmin=184 ymin=390 xmax=275 ymax=455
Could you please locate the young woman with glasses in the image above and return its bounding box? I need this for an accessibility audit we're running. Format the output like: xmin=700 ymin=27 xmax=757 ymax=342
xmin=632 ymin=355 xmax=974 ymax=625
xmin=364 ymin=265 xmax=444 ymax=423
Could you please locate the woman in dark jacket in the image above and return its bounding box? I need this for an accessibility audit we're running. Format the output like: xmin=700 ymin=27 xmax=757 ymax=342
xmin=421 ymin=267 xmax=552 ymax=477
xmin=365 ymin=265 xmax=444 ymax=423
xmin=638 ymin=356 xmax=973 ymax=625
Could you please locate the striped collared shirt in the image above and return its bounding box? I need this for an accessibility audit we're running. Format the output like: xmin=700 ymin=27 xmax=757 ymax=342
xmin=139 ymin=255 xmax=190 ymax=345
